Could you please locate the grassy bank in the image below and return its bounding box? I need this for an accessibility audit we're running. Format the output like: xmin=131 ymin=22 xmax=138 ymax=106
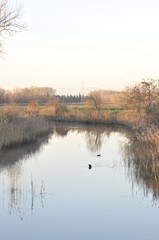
xmin=0 ymin=104 xmax=134 ymax=150
xmin=47 ymin=108 xmax=133 ymax=129
xmin=0 ymin=101 xmax=147 ymax=150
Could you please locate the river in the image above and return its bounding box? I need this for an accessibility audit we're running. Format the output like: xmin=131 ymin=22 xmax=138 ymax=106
xmin=0 ymin=123 xmax=159 ymax=240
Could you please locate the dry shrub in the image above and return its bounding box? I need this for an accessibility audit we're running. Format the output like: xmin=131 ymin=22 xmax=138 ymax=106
xmin=27 ymin=101 xmax=39 ymax=114
xmin=53 ymin=109 xmax=117 ymax=124
xmin=0 ymin=104 xmax=21 ymax=120
xmin=39 ymin=105 xmax=56 ymax=116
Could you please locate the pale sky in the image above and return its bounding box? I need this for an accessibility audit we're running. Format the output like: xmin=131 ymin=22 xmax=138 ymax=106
xmin=0 ymin=0 xmax=159 ymax=94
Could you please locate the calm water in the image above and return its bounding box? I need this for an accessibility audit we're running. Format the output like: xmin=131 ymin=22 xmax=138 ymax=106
xmin=0 ymin=123 xmax=159 ymax=240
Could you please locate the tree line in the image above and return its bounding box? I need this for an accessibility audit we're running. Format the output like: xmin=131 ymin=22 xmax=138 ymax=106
xmin=0 ymin=87 xmax=56 ymax=105
xmin=60 ymin=94 xmax=87 ymax=103
xmin=0 ymin=86 xmax=124 ymax=106
xmin=0 ymin=87 xmax=88 ymax=105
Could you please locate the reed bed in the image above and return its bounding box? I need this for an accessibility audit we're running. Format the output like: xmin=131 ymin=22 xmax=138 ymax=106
xmin=124 ymin=124 xmax=159 ymax=201
xmin=0 ymin=116 xmax=51 ymax=150
xmin=48 ymin=108 xmax=132 ymax=128
xmin=0 ymin=104 xmax=132 ymax=151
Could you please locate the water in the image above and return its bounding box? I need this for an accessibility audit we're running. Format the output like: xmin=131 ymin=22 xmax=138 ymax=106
xmin=0 ymin=123 xmax=159 ymax=240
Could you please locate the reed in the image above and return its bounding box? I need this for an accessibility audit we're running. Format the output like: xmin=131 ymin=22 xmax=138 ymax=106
xmin=0 ymin=116 xmax=51 ymax=150
xmin=124 ymin=125 xmax=159 ymax=201
xmin=46 ymin=108 xmax=132 ymax=129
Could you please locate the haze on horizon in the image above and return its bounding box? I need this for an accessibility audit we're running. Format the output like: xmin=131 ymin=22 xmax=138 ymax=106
xmin=0 ymin=0 xmax=159 ymax=95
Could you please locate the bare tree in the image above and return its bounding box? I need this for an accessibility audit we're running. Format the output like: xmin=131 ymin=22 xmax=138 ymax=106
xmin=0 ymin=0 xmax=26 ymax=53
xmin=124 ymin=79 xmax=159 ymax=112
xmin=123 ymin=84 xmax=144 ymax=114
xmin=140 ymin=79 xmax=159 ymax=111
xmin=87 ymin=91 xmax=102 ymax=112
xmin=123 ymin=79 xmax=159 ymax=124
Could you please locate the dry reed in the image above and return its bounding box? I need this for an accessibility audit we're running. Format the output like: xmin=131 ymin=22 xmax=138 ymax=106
xmin=124 ymin=125 xmax=159 ymax=201
xmin=0 ymin=116 xmax=51 ymax=150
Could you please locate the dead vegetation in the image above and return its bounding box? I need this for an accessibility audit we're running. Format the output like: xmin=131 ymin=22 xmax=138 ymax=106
xmin=124 ymin=125 xmax=159 ymax=201
xmin=0 ymin=115 xmax=51 ymax=150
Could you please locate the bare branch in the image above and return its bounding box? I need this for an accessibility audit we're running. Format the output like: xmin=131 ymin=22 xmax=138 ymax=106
xmin=123 ymin=79 xmax=159 ymax=123
xmin=87 ymin=91 xmax=102 ymax=112
xmin=0 ymin=0 xmax=27 ymax=53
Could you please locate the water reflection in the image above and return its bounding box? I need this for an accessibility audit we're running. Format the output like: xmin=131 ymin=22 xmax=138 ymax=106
xmin=5 ymin=176 xmax=46 ymax=221
xmin=123 ymin=132 xmax=159 ymax=202
xmin=53 ymin=122 xmax=129 ymax=153
xmin=55 ymin=125 xmax=69 ymax=136
xmin=0 ymin=134 xmax=51 ymax=168
xmin=1 ymin=122 xmax=159 ymax=222
xmin=0 ymin=134 xmax=51 ymax=220
xmin=85 ymin=128 xmax=104 ymax=152
xmin=53 ymin=123 xmax=159 ymax=203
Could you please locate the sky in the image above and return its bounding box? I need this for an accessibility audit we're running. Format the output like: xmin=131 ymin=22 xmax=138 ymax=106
xmin=0 ymin=0 xmax=159 ymax=95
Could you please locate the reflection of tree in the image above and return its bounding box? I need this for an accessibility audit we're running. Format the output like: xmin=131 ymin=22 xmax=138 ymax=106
xmin=85 ymin=125 xmax=129 ymax=153
xmin=85 ymin=128 xmax=104 ymax=152
xmin=55 ymin=126 xmax=69 ymax=137
xmin=52 ymin=122 xmax=72 ymax=137
xmin=123 ymin=132 xmax=159 ymax=202
xmin=53 ymin=122 xmax=130 ymax=152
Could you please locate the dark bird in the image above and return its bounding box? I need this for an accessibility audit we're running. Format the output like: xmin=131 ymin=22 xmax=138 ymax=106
xmin=97 ymin=154 xmax=101 ymax=157
xmin=88 ymin=164 xmax=92 ymax=169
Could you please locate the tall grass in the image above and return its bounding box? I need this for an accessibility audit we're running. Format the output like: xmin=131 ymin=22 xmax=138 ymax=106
xmin=124 ymin=125 xmax=159 ymax=201
xmin=47 ymin=107 xmax=132 ymax=128
xmin=0 ymin=116 xmax=51 ymax=150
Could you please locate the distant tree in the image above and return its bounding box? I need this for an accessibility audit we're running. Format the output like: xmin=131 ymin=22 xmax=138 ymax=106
xmin=11 ymin=87 xmax=56 ymax=104
xmin=87 ymin=91 xmax=102 ymax=112
xmin=124 ymin=85 xmax=143 ymax=114
xmin=46 ymin=97 xmax=67 ymax=119
xmin=61 ymin=94 xmax=86 ymax=103
xmin=88 ymin=90 xmax=123 ymax=107
xmin=0 ymin=0 xmax=26 ymax=53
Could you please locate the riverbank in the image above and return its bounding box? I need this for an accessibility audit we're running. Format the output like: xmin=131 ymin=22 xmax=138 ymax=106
xmin=50 ymin=115 xmax=133 ymax=130
xmin=0 ymin=113 xmax=132 ymax=151
xmin=48 ymin=107 xmax=133 ymax=130
xmin=0 ymin=103 xmax=156 ymax=150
